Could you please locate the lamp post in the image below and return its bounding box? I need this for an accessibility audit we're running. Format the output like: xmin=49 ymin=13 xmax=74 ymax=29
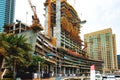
xmin=56 ymin=62 xmax=57 ymax=77
xmin=38 ymin=61 xmax=41 ymax=80
xmin=59 ymin=61 xmax=61 ymax=77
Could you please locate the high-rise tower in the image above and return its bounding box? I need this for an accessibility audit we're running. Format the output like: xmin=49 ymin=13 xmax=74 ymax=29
xmin=84 ymin=28 xmax=118 ymax=73
xmin=0 ymin=0 xmax=15 ymax=32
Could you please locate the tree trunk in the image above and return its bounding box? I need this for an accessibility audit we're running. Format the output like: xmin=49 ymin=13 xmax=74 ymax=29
xmin=0 ymin=58 xmax=6 ymax=79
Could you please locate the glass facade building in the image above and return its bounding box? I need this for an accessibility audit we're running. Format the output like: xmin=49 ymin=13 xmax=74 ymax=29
xmin=0 ymin=0 xmax=15 ymax=32
xmin=117 ymin=55 xmax=120 ymax=69
xmin=84 ymin=28 xmax=118 ymax=73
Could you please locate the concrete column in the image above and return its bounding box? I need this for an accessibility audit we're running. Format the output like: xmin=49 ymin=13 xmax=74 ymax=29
xmin=19 ymin=21 xmax=21 ymax=33
xmin=54 ymin=0 xmax=61 ymax=47
xmin=47 ymin=65 xmax=48 ymax=73
xmin=75 ymin=68 xmax=76 ymax=74
xmin=68 ymin=68 xmax=70 ymax=76
xmin=63 ymin=67 xmax=65 ymax=75
xmin=51 ymin=65 xmax=54 ymax=77
xmin=72 ymin=68 xmax=74 ymax=75
xmin=13 ymin=23 xmax=15 ymax=33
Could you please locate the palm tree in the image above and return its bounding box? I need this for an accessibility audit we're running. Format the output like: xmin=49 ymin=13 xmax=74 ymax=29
xmin=30 ymin=55 xmax=45 ymax=78
xmin=6 ymin=34 xmax=33 ymax=78
xmin=0 ymin=33 xmax=10 ymax=68
xmin=32 ymin=55 xmax=45 ymax=66
xmin=28 ymin=55 xmax=45 ymax=71
xmin=0 ymin=33 xmax=33 ymax=78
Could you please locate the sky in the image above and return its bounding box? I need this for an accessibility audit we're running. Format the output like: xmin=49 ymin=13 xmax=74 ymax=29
xmin=15 ymin=0 xmax=120 ymax=54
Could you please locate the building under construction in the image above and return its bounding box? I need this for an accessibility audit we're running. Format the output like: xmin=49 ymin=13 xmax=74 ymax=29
xmin=44 ymin=0 xmax=103 ymax=75
xmin=3 ymin=0 xmax=103 ymax=78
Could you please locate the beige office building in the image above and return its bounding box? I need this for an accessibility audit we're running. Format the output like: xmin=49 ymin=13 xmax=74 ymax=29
xmin=84 ymin=28 xmax=118 ymax=73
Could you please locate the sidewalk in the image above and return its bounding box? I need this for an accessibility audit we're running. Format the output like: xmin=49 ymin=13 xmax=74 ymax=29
xmin=33 ymin=76 xmax=88 ymax=80
xmin=33 ymin=77 xmax=55 ymax=80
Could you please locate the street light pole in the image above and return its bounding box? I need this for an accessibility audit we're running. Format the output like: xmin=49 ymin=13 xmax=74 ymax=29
xmin=38 ymin=62 xmax=41 ymax=80
xmin=56 ymin=63 xmax=57 ymax=77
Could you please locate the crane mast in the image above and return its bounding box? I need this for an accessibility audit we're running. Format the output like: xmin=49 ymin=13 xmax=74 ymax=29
xmin=28 ymin=0 xmax=43 ymax=31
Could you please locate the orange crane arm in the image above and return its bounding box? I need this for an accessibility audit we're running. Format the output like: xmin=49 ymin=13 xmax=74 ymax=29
xmin=28 ymin=0 xmax=38 ymax=21
xmin=28 ymin=0 xmax=43 ymax=31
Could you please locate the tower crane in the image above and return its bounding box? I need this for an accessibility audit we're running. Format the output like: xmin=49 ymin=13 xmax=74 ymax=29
xmin=28 ymin=0 xmax=43 ymax=31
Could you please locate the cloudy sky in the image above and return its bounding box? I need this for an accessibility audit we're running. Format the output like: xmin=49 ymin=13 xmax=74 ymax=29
xmin=15 ymin=0 xmax=120 ymax=54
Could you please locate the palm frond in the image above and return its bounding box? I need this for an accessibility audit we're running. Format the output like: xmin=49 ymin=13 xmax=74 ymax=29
xmin=0 ymin=47 xmax=6 ymax=57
